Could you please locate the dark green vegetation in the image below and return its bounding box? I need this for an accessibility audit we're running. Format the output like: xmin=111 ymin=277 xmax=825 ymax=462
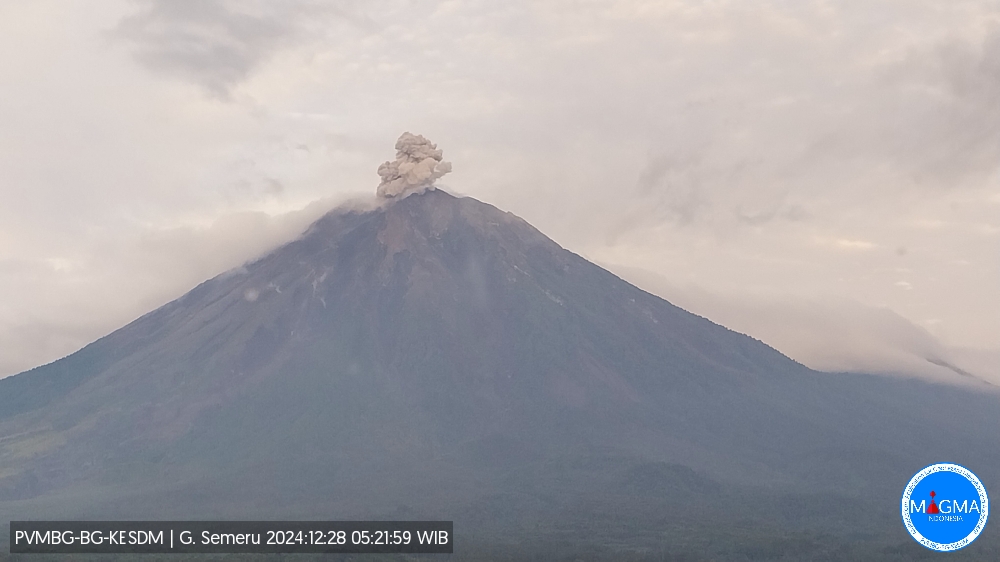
xmin=1 ymin=190 xmax=998 ymax=560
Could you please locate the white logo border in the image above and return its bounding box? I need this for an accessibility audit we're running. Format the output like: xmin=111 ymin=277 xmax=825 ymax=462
xmin=901 ymin=463 xmax=990 ymax=552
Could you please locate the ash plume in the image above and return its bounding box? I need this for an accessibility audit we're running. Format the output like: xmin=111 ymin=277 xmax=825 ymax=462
xmin=376 ymin=132 xmax=452 ymax=198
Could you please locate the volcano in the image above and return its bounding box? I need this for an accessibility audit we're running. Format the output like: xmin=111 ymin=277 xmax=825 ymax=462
xmin=1 ymin=187 xmax=999 ymax=558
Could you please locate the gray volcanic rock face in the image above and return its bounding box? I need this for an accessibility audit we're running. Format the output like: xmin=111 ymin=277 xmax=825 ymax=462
xmin=1 ymin=190 xmax=999 ymax=556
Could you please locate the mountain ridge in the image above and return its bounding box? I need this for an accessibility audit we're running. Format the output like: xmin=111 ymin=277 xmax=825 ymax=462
xmin=0 ymin=189 xmax=998 ymax=558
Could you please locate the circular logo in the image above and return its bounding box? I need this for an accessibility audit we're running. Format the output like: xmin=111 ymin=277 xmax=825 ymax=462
xmin=901 ymin=463 xmax=989 ymax=551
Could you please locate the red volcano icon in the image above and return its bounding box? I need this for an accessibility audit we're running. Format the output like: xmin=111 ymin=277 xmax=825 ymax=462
xmin=927 ymin=490 xmax=940 ymax=514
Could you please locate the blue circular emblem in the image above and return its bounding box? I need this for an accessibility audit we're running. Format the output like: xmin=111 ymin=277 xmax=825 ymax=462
xmin=901 ymin=463 xmax=989 ymax=551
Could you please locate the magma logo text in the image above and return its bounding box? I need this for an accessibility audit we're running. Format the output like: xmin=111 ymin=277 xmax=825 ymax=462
xmin=901 ymin=463 xmax=989 ymax=551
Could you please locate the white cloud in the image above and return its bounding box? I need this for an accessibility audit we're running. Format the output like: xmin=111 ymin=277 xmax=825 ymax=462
xmin=834 ymin=239 xmax=878 ymax=251
xmin=606 ymin=264 xmax=1000 ymax=387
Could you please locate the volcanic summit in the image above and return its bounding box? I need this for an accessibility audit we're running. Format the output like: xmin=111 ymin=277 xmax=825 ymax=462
xmin=0 ymin=134 xmax=998 ymax=557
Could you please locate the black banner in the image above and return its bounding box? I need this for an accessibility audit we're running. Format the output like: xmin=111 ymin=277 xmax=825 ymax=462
xmin=10 ymin=521 xmax=453 ymax=554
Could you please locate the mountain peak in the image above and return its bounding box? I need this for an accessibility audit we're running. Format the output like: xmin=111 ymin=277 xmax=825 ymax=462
xmin=305 ymin=189 xmax=558 ymax=273
xmin=2 ymin=177 xmax=1000 ymax=552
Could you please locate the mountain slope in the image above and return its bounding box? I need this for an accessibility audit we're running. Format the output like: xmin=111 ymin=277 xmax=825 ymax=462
xmin=1 ymin=190 xmax=998 ymax=557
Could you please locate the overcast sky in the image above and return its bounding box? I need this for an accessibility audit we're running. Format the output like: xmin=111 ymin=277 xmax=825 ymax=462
xmin=1 ymin=0 xmax=998 ymax=384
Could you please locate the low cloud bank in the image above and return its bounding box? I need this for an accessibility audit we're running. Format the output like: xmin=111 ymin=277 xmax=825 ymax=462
xmin=0 ymin=193 xmax=373 ymax=379
xmin=608 ymin=264 xmax=1000 ymax=389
